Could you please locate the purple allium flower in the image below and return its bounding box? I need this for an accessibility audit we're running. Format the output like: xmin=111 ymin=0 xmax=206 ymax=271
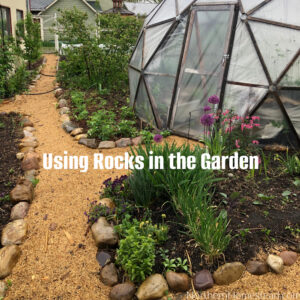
xmin=200 ymin=114 xmax=215 ymax=126
xmin=204 ymin=105 xmax=211 ymax=112
xmin=208 ymin=95 xmax=220 ymax=105
xmin=153 ymin=134 xmax=163 ymax=143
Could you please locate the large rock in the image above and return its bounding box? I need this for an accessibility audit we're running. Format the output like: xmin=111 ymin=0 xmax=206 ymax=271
xmin=20 ymin=146 xmax=35 ymax=154
xmin=132 ymin=136 xmax=143 ymax=146
xmin=23 ymin=130 xmax=34 ymax=137
xmin=19 ymin=139 xmax=38 ymax=149
xmin=246 ymin=261 xmax=269 ymax=275
xmin=75 ymin=134 xmax=88 ymax=141
xmin=100 ymin=263 xmax=118 ymax=287
xmin=78 ymin=138 xmax=97 ymax=149
xmin=99 ymin=198 xmax=115 ymax=210
xmin=10 ymin=179 xmax=34 ymax=203
xmin=0 ymin=245 xmax=21 ymax=279
xmin=23 ymin=126 xmax=35 ymax=132
xmin=21 ymin=151 xmax=40 ymax=171
xmin=1 ymin=219 xmax=28 ymax=246
xmin=60 ymin=115 xmax=70 ymax=123
xmin=21 ymin=118 xmax=33 ymax=127
xmin=10 ymin=202 xmax=30 ymax=221
xmin=96 ymin=251 xmax=111 ymax=267
xmin=58 ymin=99 xmax=68 ymax=108
xmin=59 ymin=107 xmax=70 ymax=115
xmin=266 ymin=255 xmax=284 ymax=274
xmin=213 ymin=262 xmax=245 ymax=285
xmin=136 ymin=274 xmax=168 ymax=300
xmin=62 ymin=121 xmax=77 ymax=133
xmin=70 ymin=128 xmax=83 ymax=136
xmin=166 ymin=271 xmax=190 ymax=292
xmin=279 ymin=251 xmax=298 ymax=266
xmin=24 ymin=170 xmax=37 ymax=182
xmin=98 ymin=141 xmax=116 ymax=149
xmin=109 ymin=282 xmax=136 ymax=300
xmin=55 ymin=88 xmax=64 ymax=98
xmin=0 ymin=281 xmax=6 ymax=297
xmin=91 ymin=217 xmax=118 ymax=247
xmin=193 ymin=269 xmax=214 ymax=290
xmin=116 ymin=138 xmax=132 ymax=148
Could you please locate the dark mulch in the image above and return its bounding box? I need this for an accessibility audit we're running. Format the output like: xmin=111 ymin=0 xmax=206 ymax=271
xmin=97 ymin=153 xmax=299 ymax=276
xmin=0 ymin=112 xmax=23 ymax=245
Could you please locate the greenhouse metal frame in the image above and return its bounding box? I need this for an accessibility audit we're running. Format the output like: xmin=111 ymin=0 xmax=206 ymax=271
xmin=129 ymin=0 xmax=300 ymax=147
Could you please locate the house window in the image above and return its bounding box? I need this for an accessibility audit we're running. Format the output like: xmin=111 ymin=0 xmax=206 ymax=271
xmin=17 ymin=10 xmax=24 ymax=22
xmin=16 ymin=9 xmax=24 ymax=36
xmin=0 ymin=6 xmax=12 ymax=36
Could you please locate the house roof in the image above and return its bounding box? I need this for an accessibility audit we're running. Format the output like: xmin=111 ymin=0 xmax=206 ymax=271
xmin=31 ymin=0 xmax=54 ymax=11
xmin=31 ymin=0 xmax=110 ymax=12
xmin=101 ymin=6 xmax=134 ymax=15
xmin=124 ymin=2 xmax=157 ymax=16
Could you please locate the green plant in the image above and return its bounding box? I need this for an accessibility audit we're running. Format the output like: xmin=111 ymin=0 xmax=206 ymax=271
xmin=118 ymin=120 xmax=138 ymax=137
xmin=140 ymin=130 xmax=154 ymax=144
xmin=85 ymin=201 xmax=115 ymax=224
xmin=0 ymin=193 xmax=10 ymax=202
xmin=239 ymin=228 xmax=251 ymax=243
xmin=280 ymin=152 xmax=300 ymax=175
xmin=116 ymin=226 xmax=155 ymax=283
xmin=0 ymin=121 xmax=4 ymax=128
xmin=160 ymin=130 xmax=171 ymax=138
xmin=285 ymin=226 xmax=300 ymax=238
xmin=87 ymin=110 xmax=116 ymax=140
xmin=16 ymin=13 xmax=42 ymax=70
xmin=159 ymin=250 xmax=189 ymax=273
xmin=31 ymin=178 xmax=39 ymax=187
xmin=180 ymin=192 xmax=231 ymax=262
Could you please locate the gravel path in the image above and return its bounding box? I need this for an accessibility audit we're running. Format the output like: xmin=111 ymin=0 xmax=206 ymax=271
xmin=0 ymin=54 xmax=299 ymax=300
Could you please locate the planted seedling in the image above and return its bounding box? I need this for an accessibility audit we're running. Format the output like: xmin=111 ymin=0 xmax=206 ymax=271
xmin=282 ymin=190 xmax=292 ymax=204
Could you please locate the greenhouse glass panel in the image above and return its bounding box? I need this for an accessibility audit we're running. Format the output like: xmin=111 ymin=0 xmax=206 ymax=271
xmin=249 ymin=21 xmax=300 ymax=82
xmin=252 ymin=0 xmax=300 ymax=27
xmin=145 ymin=75 xmax=175 ymax=128
xmin=253 ymin=94 xmax=296 ymax=145
xmin=279 ymin=90 xmax=300 ymax=138
xmin=130 ymin=35 xmax=144 ymax=70
xmin=173 ymin=8 xmax=232 ymax=137
xmin=145 ymin=2 xmax=163 ymax=25
xmin=129 ymin=68 xmax=141 ymax=106
xmin=223 ymin=84 xmax=267 ymax=117
xmin=227 ymin=19 xmax=268 ymax=85
xmin=146 ymin=16 xmax=187 ymax=75
xmin=240 ymin=0 xmax=264 ymax=13
xmin=178 ymin=0 xmax=195 ymax=14
xmin=279 ymin=57 xmax=300 ymax=87
xmin=144 ymin=22 xmax=173 ymax=67
xmin=135 ymin=80 xmax=156 ymax=127
xmin=149 ymin=0 xmax=177 ymax=26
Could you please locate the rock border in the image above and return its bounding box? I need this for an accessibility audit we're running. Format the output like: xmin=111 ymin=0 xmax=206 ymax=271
xmin=89 ymin=198 xmax=299 ymax=300
xmin=54 ymin=89 xmax=143 ymax=150
xmin=0 ymin=114 xmax=40 ymax=297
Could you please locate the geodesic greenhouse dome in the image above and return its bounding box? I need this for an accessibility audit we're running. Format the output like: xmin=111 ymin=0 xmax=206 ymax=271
xmin=128 ymin=0 xmax=300 ymax=147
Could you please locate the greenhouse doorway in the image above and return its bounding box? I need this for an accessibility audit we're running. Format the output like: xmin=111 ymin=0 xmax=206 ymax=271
xmin=169 ymin=4 xmax=237 ymax=139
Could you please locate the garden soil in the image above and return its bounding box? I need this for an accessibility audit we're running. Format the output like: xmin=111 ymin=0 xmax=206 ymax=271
xmin=0 ymin=54 xmax=299 ymax=300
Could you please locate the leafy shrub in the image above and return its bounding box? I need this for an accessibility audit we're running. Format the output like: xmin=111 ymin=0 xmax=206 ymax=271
xmin=87 ymin=110 xmax=116 ymax=140
xmin=56 ymin=8 xmax=143 ymax=91
xmin=115 ymin=214 xmax=168 ymax=244
xmin=116 ymin=226 xmax=155 ymax=283
xmin=102 ymin=175 xmax=130 ymax=200
xmin=118 ymin=120 xmax=138 ymax=137
xmin=85 ymin=201 xmax=115 ymax=224
xmin=70 ymin=91 xmax=89 ymax=121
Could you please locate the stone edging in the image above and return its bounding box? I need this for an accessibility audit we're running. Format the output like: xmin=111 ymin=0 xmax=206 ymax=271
xmin=90 ymin=198 xmax=299 ymax=300
xmin=0 ymin=116 xmax=40 ymax=298
xmin=54 ymin=89 xmax=143 ymax=150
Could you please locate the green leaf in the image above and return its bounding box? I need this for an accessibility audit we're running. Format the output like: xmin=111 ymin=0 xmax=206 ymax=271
xmin=282 ymin=190 xmax=291 ymax=197
xmin=253 ymin=200 xmax=263 ymax=206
